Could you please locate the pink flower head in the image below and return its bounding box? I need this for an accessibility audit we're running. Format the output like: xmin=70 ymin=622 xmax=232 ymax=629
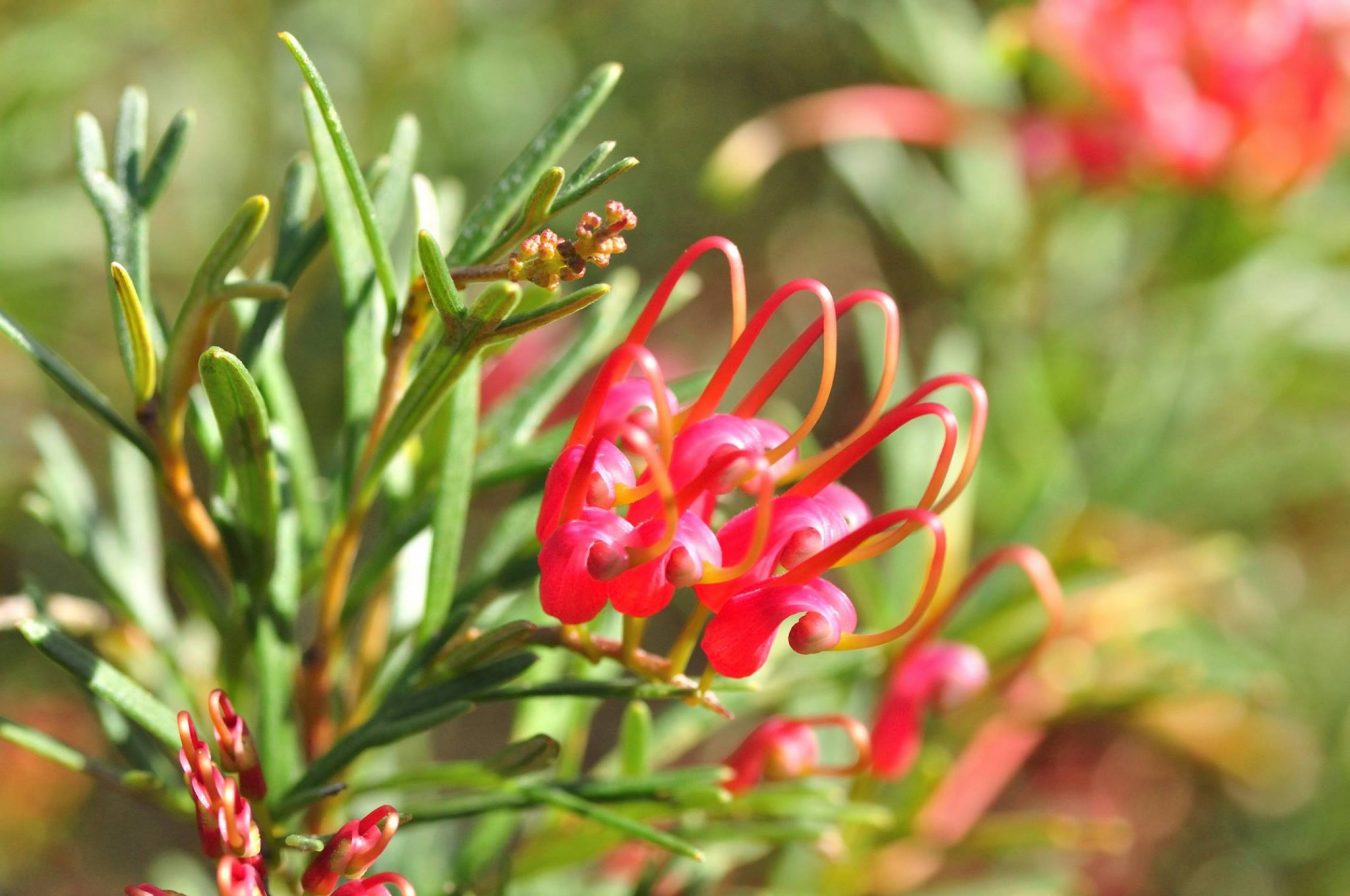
xmin=870 ymin=641 xmax=990 ymax=779
xmin=176 ymin=708 xmax=262 ymax=862
xmin=217 ymin=856 xmax=266 ymax=896
xmin=723 ymin=714 xmax=872 ymax=793
xmin=301 ymin=804 xmax=401 ymax=896
xmin=535 ymin=237 xmax=989 ymax=683
xmin=1032 ymin=0 xmax=1350 ymax=194
xmin=208 ymin=689 xmax=266 ymax=800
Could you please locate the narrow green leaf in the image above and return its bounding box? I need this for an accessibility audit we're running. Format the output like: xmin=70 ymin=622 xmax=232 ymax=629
xmin=569 ymin=141 xmax=615 ymax=184
xmin=198 ymin=347 xmax=279 ymax=592
xmin=388 ymin=652 xmax=538 ymax=720
xmin=351 ymin=734 xmax=559 ymax=795
xmin=361 ymin=281 xmax=521 ymax=494
xmin=109 ymin=262 xmax=157 ymax=404
xmin=280 ymin=33 xmax=402 ymax=322
xmin=113 ymin=87 xmax=147 ymax=195
xmin=481 ymin=283 xmax=610 ymax=345
xmin=551 ymin=156 xmax=639 ymax=214
xmin=450 ymin=63 xmax=623 ymax=265
xmin=299 ymin=85 xmax=385 ymax=476
xmin=528 ymin=786 xmax=703 ymax=860
xmin=274 ymin=700 xmax=475 ymax=817
xmin=17 ymin=617 xmax=179 ymax=750
xmin=0 ymin=309 xmax=154 ymax=459
xmin=439 ymin=620 xmax=538 ymax=675
xmin=137 ymin=108 xmax=193 ymax=207
xmin=161 ymin=196 xmax=273 ymax=442
xmin=107 ymin=437 xmax=174 ymax=640
xmin=418 ymin=230 xmax=464 ymax=320
xmin=619 ymin=701 xmax=653 ymax=777
xmin=482 ymin=166 xmax=566 ymax=260
xmin=0 ymin=714 xmax=164 ymax=795
xmin=73 ymin=112 xmax=120 ymax=211
xmin=420 ymin=358 xmax=479 ymax=642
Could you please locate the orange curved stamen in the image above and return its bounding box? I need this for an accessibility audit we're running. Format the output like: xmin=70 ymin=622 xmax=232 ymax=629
xmin=897 ymin=373 xmax=987 ymax=514
xmin=767 ymin=290 xmax=900 ymax=478
xmin=565 ymin=344 xmax=676 ymax=457
xmin=903 ymin=545 xmax=1064 ymax=661
xmin=626 ymin=236 xmax=747 ymax=349
xmin=698 ymin=460 xmax=776 ymax=584
xmin=796 ymin=714 xmax=873 ymax=777
xmin=786 ymin=401 xmax=959 ymax=511
xmin=677 ymin=278 xmax=837 ymax=460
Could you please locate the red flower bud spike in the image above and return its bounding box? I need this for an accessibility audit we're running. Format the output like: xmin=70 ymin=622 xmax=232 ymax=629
xmin=301 ymin=804 xmax=401 ymax=896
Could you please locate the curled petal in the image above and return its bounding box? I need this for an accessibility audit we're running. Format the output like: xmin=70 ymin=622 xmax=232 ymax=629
xmin=609 ymin=512 xmax=721 ymax=617
xmin=697 ymin=491 xmax=864 ymax=611
xmin=629 ymin=414 xmax=778 ymax=521
xmin=537 ymin=441 xmax=635 ymax=539
xmin=538 ymin=509 xmax=635 ymax=624
xmin=871 ymin=642 xmax=989 ymax=779
xmin=702 ymin=578 xmax=857 ymax=678
xmin=596 ymin=377 xmax=678 ymax=438
xmin=723 ymin=717 xmax=819 ymax=793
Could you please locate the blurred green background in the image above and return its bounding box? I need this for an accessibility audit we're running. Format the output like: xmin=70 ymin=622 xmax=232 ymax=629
xmin=2 ymin=0 xmax=1349 ymax=893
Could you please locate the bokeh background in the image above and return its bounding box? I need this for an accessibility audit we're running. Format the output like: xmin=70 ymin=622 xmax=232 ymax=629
xmin=2 ymin=1 xmax=1349 ymax=893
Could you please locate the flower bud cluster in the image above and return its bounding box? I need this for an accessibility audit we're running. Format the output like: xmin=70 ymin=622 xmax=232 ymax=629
xmin=177 ymin=702 xmax=264 ymax=869
xmin=508 ymin=200 xmax=637 ymax=289
xmin=536 ymin=237 xmax=986 ymax=680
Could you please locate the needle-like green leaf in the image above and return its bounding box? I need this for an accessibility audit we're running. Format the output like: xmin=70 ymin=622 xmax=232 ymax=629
xmin=17 ymin=617 xmax=179 ymax=750
xmin=0 ymin=309 xmax=154 ymax=459
xmin=280 ymin=32 xmax=402 ymax=322
xmin=449 ymin=62 xmax=622 ymax=265
xmin=199 ymin=347 xmax=279 ymax=593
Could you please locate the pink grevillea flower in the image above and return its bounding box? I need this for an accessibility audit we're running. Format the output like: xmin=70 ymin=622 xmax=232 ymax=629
xmin=301 ymin=804 xmax=402 ymax=896
xmin=534 ymin=237 xmax=991 ymax=681
xmin=871 ymin=641 xmax=990 ymax=779
xmin=708 ymin=1 xmax=1350 ymax=199
xmin=723 ymin=714 xmax=872 ymax=793
xmin=1032 ymin=0 xmax=1350 ymax=194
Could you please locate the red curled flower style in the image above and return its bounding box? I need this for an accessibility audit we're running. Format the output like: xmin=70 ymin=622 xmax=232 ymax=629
xmin=723 ymin=714 xmax=872 ymax=793
xmin=871 ymin=641 xmax=990 ymax=779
